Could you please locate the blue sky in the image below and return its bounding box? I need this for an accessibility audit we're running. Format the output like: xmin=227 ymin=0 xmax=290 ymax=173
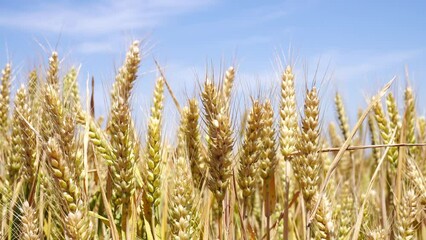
xmin=0 ymin=0 xmax=425 ymax=129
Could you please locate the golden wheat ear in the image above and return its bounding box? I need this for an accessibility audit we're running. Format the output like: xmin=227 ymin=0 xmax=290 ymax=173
xmin=20 ymin=201 xmax=39 ymax=240
xmin=293 ymin=86 xmax=321 ymax=205
xmin=27 ymin=70 xmax=38 ymax=101
xmin=63 ymin=67 xmax=82 ymax=113
xmin=102 ymin=41 xmax=141 ymax=237
xmin=394 ymin=187 xmax=418 ymax=239
xmin=311 ymin=193 xmax=335 ymax=239
xmin=222 ymin=66 xmax=235 ymax=106
xmin=182 ymin=99 xmax=206 ymax=189
xmin=373 ymin=99 xmax=399 ymax=172
xmin=8 ymin=85 xmax=36 ymax=194
xmin=386 ymin=92 xmax=401 ymax=141
xmin=201 ymin=78 xmax=233 ymax=239
xmin=202 ymin=80 xmax=233 ymax=204
xmin=46 ymin=137 xmax=80 ymax=212
xmin=47 ymin=52 xmax=59 ymax=91
xmin=144 ymin=76 xmax=165 ymax=222
xmin=336 ymin=181 xmax=354 ymax=239
xmin=110 ymin=40 xmax=141 ymax=103
xmin=0 ymin=63 xmax=11 ymax=138
xmin=367 ymin=113 xmax=381 ymax=165
xmin=169 ymin=154 xmax=200 ymax=239
xmin=404 ymin=87 xmax=416 ymax=155
xmin=259 ymin=99 xmax=277 ymax=180
xmin=280 ymin=65 xmax=298 ymax=160
xmin=334 ymin=92 xmax=350 ymax=140
xmin=258 ymin=99 xmax=278 ymax=240
xmin=238 ymin=99 xmax=262 ymax=209
xmin=64 ymin=208 xmax=94 ymax=240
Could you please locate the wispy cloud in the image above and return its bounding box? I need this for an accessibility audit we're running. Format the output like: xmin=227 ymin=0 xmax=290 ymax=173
xmin=306 ymin=48 xmax=425 ymax=82
xmin=75 ymin=40 xmax=117 ymax=54
xmin=0 ymin=0 xmax=214 ymax=36
xmin=335 ymin=49 xmax=422 ymax=78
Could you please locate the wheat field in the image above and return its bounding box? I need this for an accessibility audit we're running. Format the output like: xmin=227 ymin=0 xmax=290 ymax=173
xmin=0 ymin=41 xmax=425 ymax=240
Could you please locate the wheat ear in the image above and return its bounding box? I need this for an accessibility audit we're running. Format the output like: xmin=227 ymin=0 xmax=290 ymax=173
xmin=201 ymin=78 xmax=234 ymax=240
xmin=169 ymin=156 xmax=199 ymax=240
xmin=337 ymin=181 xmax=353 ymax=238
xmin=109 ymin=97 xmax=136 ymax=208
xmin=145 ymin=77 xmax=165 ymax=212
xmin=405 ymin=157 xmax=426 ymax=205
xmin=222 ymin=66 xmax=235 ymax=105
xmin=279 ymin=64 xmax=298 ymax=230
xmin=238 ymin=99 xmax=262 ymax=202
xmin=312 ymin=193 xmax=335 ymax=240
xmin=279 ymin=65 xmax=298 ymax=156
xmin=111 ymin=40 xmax=141 ymax=103
xmin=386 ymin=92 xmax=401 ymax=141
xmin=373 ymin=99 xmax=398 ymax=171
xmin=9 ymin=86 xmax=27 ymax=183
xmin=259 ymin=99 xmax=278 ymax=239
xmin=404 ymin=87 xmax=416 ymax=155
xmin=0 ymin=63 xmax=11 ymax=138
xmin=335 ymin=92 xmax=350 ymax=139
xmin=20 ymin=201 xmax=39 ymax=240
xmin=367 ymin=113 xmax=381 ymax=164
xmin=63 ymin=67 xmax=82 ymax=112
xmin=259 ymin=99 xmax=278 ymax=180
xmin=47 ymin=52 xmax=59 ymax=92
xmin=64 ymin=208 xmax=93 ymax=240
xmin=183 ymin=99 xmax=206 ymax=189
xmin=294 ymin=87 xmax=321 ymax=203
xmin=46 ymin=137 xmax=80 ymax=212
xmin=394 ymin=188 xmax=418 ymax=240
xmin=202 ymin=80 xmax=233 ymax=206
xmin=9 ymin=85 xmax=36 ymax=187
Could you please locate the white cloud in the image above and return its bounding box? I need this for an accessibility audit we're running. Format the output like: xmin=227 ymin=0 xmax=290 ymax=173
xmin=0 ymin=0 xmax=214 ymax=36
xmin=335 ymin=49 xmax=422 ymax=79
xmin=75 ymin=40 xmax=116 ymax=54
xmin=303 ymin=48 xmax=424 ymax=83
